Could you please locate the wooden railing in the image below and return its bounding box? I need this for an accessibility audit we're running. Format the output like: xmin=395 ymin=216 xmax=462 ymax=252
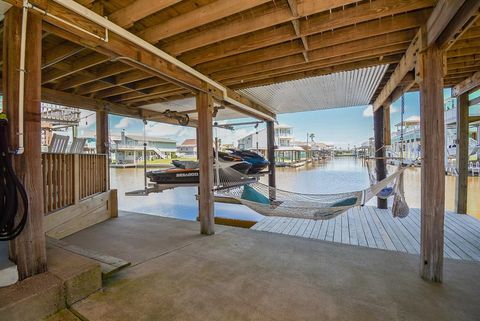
xmin=42 ymin=153 xmax=108 ymax=214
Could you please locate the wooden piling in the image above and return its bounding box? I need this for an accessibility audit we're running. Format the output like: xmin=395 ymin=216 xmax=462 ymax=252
xmin=455 ymin=92 xmax=469 ymax=214
xmin=419 ymin=45 xmax=445 ymax=283
xmin=3 ymin=7 xmax=47 ymax=279
xmin=373 ymin=106 xmax=387 ymax=209
xmin=196 ymin=92 xmax=215 ymax=235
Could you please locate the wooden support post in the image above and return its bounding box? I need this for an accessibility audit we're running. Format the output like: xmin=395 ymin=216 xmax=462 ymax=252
xmin=96 ymin=109 xmax=109 ymax=154
xmin=419 ymin=45 xmax=445 ymax=283
xmin=455 ymin=92 xmax=469 ymax=214
xmin=266 ymin=121 xmax=276 ymax=200
xmin=374 ymin=106 xmax=388 ymax=209
xmin=383 ymin=105 xmax=392 ymax=146
xmin=196 ymin=92 xmax=214 ymax=235
xmin=96 ymin=109 xmax=110 ymax=190
xmin=3 ymin=7 xmax=47 ymax=280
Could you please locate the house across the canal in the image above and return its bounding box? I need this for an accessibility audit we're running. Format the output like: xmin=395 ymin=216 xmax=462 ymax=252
xmin=110 ymin=131 xmax=177 ymax=164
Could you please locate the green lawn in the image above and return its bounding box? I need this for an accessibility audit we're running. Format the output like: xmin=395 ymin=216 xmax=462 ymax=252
xmin=146 ymin=157 xmax=197 ymax=165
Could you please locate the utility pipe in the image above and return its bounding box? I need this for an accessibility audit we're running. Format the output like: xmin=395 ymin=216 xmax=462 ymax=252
xmin=36 ymin=0 xmax=274 ymax=121
xmin=15 ymin=0 xmax=29 ymax=154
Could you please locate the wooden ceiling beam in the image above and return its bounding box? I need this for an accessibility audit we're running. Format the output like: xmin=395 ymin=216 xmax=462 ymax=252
xmin=220 ymin=43 xmax=409 ymax=85
xmin=287 ymin=0 xmax=308 ymax=62
xmin=207 ymin=20 xmax=421 ymax=80
xmin=373 ymin=0 xmax=480 ymax=110
xmin=41 ymin=87 xmax=142 ymax=118
xmin=161 ymin=0 xmax=433 ymax=57
xmin=229 ymin=55 xmax=402 ymax=90
xmin=54 ymin=62 xmax=133 ymax=90
xmin=372 ymin=30 xmax=423 ymax=111
xmin=447 ymin=46 xmax=480 ymax=58
xmin=42 ymin=41 xmax=84 ymax=69
xmin=94 ymin=78 xmax=170 ymax=99
xmin=429 ymin=0 xmax=480 ymax=48
xmin=179 ymin=7 xmax=431 ymax=67
xmin=197 ymin=29 xmax=416 ymax=75
xmin=30 ymin=2 xmax=273 ymax=121
xmin=75 ymin=70 xmax=154 ymax=95
xmin=42 ymin=52 xmax=109 ymax=84
xmin=111 ymin=83 xmax=183 ymax=103
xmin=108 ymin=0 xmax=181 ymax=29
xmin=137 ymin=0 xmax=272 ymax=44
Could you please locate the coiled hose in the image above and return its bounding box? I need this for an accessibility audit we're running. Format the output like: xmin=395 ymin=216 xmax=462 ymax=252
xmin=0 ymin=116 xmax=28 ymax=241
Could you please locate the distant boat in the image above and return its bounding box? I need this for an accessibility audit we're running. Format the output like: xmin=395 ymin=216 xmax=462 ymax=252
xmin=289 ymin=161 xmax=306 ymax=168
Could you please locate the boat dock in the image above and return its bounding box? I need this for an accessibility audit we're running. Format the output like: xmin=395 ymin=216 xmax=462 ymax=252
xmin=252 ymin=206 xmax=480 ymax=262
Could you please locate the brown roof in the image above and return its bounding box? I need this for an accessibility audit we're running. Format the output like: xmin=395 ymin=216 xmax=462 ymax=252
xmin=181 ymin=139 xmax=197 ymax=146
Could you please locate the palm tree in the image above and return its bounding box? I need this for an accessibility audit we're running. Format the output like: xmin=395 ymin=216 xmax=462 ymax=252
xmin=309 ymin=133 xmax=315 ymax=144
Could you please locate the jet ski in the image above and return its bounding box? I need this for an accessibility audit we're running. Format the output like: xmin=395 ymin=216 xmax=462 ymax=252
xmin=146 ymin=157 xmax=251 ymax=185
xmin=227 ymin=149 xmax=270 ymax=174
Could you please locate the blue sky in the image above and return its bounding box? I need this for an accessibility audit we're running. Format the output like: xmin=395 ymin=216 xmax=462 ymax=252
xmin=77 ymin=89 xmax=454 ymax=148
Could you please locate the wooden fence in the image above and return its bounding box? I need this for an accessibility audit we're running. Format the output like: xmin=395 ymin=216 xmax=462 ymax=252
xmin=42 ymin=153 xmax=108 ymax=214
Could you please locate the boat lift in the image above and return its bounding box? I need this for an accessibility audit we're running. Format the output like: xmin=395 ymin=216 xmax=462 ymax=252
xmin=125 ymin=119 xmax=269 ymax=196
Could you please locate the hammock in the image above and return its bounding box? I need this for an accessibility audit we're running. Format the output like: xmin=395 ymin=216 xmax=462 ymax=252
xmin=215 ymin=165 xmax=408 ymax=220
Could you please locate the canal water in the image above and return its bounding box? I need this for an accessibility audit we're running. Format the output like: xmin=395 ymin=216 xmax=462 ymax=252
xmin=111 ymin=157 xmax=480 ymax=221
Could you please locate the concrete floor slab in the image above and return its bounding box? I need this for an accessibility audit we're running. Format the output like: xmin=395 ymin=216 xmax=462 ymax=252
xmin=67 ymin=213 xmax=480 ymax=321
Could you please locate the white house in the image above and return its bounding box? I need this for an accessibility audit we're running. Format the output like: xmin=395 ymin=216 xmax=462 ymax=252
xmin=177 ymin=139 xmax=197 ymax=157
xmin=237 ymin=124 xmax=294 ymax=150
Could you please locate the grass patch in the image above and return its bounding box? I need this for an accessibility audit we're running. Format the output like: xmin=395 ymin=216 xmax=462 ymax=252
xmin=146 ymin=157 xmax=197 ymax=165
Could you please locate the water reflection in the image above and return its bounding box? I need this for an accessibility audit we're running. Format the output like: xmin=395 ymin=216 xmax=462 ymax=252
xmin=111 ymin=157 xmax=480 ymax=222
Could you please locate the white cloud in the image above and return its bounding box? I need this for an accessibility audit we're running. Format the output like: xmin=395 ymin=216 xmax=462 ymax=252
xmin=362 ymin=106 xmax=373 ymax=117
xmin=115 ymin=117 xmax=130 ymax=129
xmin=363 ymin=105 xmax=399 ymax=118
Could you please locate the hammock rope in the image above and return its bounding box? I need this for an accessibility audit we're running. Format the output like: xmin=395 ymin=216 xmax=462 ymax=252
xmin=215 ymin=165 xmax=406 ymax=220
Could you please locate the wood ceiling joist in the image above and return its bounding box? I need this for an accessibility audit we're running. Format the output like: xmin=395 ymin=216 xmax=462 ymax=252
xmin=430 ymin=0 xmax=480 ymax=48
xmin=75 ymin=70 xmax=154 ymax=95
xmin=207 ymin=22 xmax=420 ymax=80
xmin=111 ymin=83 xmax=182 ymax=103
xmin=54 ymin=62 xmax=133 ymax=90
xmin=162 ymin=0 xmax=432 ymax=58
xmin=94 ymin=78 xmax=170 ymax=99
xmin=42 ymin=52 xmax=109 ymax=84
xmin=286 ymin=0 xmax=309 ymax=62
xmin=372 ymin=30 xmax=423 ymax=111
xmin=220 ymin=43 xmax=410 ymax=85
xmin=117 ymin=87 xmax=189 ymax=105
xmin=137 ymin=0 xmax=272 ymax=44
xmin=452 ymin=71 xmax=480 ymax=96
xmin=178 ymin=4 xmax=432 ymax=67
xmin=229 ymin=54 xmax=402 ymax=90
xmin=448 ymin=52 xmax=480 ymax=62
xmin=448 ymin=59 xmax=480 ymax=70
xmin=108 ymin=0 xmax=182 ymax=28
xmin=42 ymin=41 xmax=84 ymax=69
xmin=197 ymin=28 xmax=416 ymax=75
xmin=373 ymin=0 xmax=478 ymax=110
xmin=32 ymin=1 xmax=277 ymax=120
xmin=447 ymin=46 xmax=480 ymax=58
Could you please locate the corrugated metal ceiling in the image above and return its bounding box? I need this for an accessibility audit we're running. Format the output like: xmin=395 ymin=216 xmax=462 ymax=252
xmin=237 ymin=65 xmax=389 ymax=114
xmin=141 ymin=65 xmax=388 ymax=121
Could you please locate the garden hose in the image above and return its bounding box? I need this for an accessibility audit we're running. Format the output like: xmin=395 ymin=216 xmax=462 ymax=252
xmin=0 ymin=114 xmax=28 ymax=241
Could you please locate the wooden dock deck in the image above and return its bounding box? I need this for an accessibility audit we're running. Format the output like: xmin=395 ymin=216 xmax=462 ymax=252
xmin=251 ymin=206 xmax=480 ymax=262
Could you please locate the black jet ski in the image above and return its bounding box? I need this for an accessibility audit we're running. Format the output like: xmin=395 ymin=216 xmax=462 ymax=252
xmin=146 ymin=158 xmax=251 ymax=185
xmin=227 ymin=149 xmax=269 ymax=174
